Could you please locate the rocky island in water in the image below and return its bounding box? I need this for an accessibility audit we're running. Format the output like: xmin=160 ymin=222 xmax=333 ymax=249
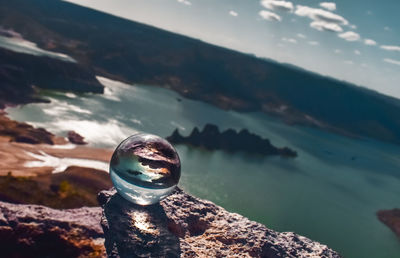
xmin=167 ymin=124 xmax=297 ymax=158
xmin=377 ymin=209 xmax=400 ymax=239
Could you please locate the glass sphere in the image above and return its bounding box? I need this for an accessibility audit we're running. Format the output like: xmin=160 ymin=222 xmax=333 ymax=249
xmin=109 ymin=133 xmax=181 ymax=205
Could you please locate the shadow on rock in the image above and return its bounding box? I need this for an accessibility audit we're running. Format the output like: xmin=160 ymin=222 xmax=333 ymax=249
xmin=99 ymin=190 xmax=181 ymax=258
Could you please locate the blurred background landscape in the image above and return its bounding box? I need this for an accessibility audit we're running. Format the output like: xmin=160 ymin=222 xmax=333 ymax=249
xmin=0 ymin=0 xmax=399 ymax=257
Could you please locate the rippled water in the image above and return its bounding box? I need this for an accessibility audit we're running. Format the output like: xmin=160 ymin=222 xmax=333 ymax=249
xmin=7 ymin=77 xmax=400 ymax=257
xmin=0 ymin=35 xmax=76 ymax=62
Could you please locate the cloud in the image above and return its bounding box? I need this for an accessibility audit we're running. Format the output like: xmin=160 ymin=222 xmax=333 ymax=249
xmin=259 ymin=10 xmax=281 ymax=21
xmin=380 ymin=45 xmax=400 ymax=52
xmin=177 ymin=0 xmax=191 ymax=5
xmin=297 ymin=33 xmax=306 ymax=38
xmin=344 ymin=60 xmax=354 ymax=65
xmin=364 ymin=39 xmax=377 ymax=46
xmin=384 ymin=26 xmax=391 ymax=31
xmin=294 ymin=5 xmax=348 ymax=32
xmin=334 ymin=49 xmax=341 ymax=54
xmin=310 ymin=20 xmax=343 ymax=32
xmin=308 ymin=41 xmax=319 ymax=46
xmin=338 ymin=31 xmax=360 ymax=41
xmin=229 ymin=10 xmax=238 ymax=17
xmin=295 ymin=5 xmax=348 ymax=25
xmin=319 ymin=2 xmax=336 ymax=11
xmin=282 ymin=37 xmax=297 ymax=44
xmin=261 ymin=0 xmax=294 ymax=12
xmin=354 ymin=50 xmax=361 ymax=55
xmin=384 ymin=58 xmax=400 ymax=66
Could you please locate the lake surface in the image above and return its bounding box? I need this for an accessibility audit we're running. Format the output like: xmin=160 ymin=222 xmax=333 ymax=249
xmin=7 ymin=77 xmax=400 ymax=258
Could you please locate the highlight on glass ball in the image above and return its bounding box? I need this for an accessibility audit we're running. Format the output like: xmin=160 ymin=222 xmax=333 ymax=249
xmin=109 ymin=133 xmax=181 ymax=205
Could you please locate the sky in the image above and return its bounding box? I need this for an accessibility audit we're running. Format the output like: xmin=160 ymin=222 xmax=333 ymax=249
xmin=65 ymin=0 xmax=400 ymax=99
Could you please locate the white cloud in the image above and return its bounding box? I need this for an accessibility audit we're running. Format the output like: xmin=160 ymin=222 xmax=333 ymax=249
xmin=261 ymin=0 xmax=294 ymax=12
xmin=334 ymin=49 xmax=341 ymax=54
xmin=294 ymin=5 xmax=348 ymax=32
xmin=380 ymin=45 xmax=400 ymax=52
xmin=259 ymin=10 xmax=281 ymax=21
xmin=229 ymin=10 xmax=238 ymax=17
xmin=354 ymin=50 xmax=361 ymax=55
xmin=310 ymin=20 xmax=342 ymax=32
xmin=319 ymin=2 xmax=336 ymax=11
xmin=282 ymin=37 xmax=297 ymax=44
xmin=308 ymin=41 xmax=319 ymax=46
xmin=384 ymin=26 xmax=391 ymax=31
xmin=364 ymin=39 xmax=377 ymax=46
xmin=338 ymin=31 xmax=360 ymax=41
xmin=177 ymin=0 xmax=191 ymax=5
xmin=297 ymin=33 xmax=306 ymax=38
xmin=344 ymin=60 xmax=354 ymax=65
xmin=349 ymin=24 xmax=357 ymax=29
xmin=383 ymin=58 xmax=400 ymax=66
xmin=295 ymin=5 xmax=348 ymax=25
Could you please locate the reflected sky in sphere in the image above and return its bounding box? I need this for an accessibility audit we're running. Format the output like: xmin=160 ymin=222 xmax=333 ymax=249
xmin=110 ymin=133 xmax=181 ymax=205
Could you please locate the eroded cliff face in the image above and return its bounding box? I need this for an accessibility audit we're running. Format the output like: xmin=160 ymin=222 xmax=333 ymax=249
xmin=99 ymin=188 xmax=340 ymax=258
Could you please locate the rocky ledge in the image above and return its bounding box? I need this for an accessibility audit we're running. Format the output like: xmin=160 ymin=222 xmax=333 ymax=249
xmin=167 ymin=124 xmax=297 ymax=158
xmin=99 ymin=188 xmax=339 ymax=257
xmin=0 ymin=201 xmax=105 ymax=257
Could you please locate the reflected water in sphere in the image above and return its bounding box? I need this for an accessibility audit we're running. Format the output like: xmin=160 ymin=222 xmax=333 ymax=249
xmin=109 ymin=133 xmax=181 ymax=205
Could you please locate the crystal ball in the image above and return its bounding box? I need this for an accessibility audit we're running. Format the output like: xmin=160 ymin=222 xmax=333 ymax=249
xmin=110 ymin=133 xmax=181 ymax=205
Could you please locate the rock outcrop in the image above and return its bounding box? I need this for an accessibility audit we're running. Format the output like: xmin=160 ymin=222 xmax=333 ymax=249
xmin=377 ymin=209 xmax=400 ymax=239
xmin=68 ymin=130 xmax=87 ymax=145
xmin=0 ymin=111 xmax=54 ymax=144
xmin=0 ymin=201 xmax=105 ymax=257
xmin=167 ymin=124 xmax=297 ymax=158
xmin=99 ymin=188 xmax=340 ymax=257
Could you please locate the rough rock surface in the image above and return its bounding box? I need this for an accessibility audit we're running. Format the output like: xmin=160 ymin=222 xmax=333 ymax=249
xmin=0 ymin=201 xmax=105 ymax=257
xmin=99 ymin=188 xmax=340 ymax=257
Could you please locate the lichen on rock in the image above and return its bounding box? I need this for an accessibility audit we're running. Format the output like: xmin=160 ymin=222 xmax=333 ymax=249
xmin=99 ymin=188 xmax=340 ymax=257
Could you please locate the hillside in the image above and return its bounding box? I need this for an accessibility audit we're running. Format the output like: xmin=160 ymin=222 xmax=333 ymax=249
xmin=1 ymin=0 xmax=400 ymax=143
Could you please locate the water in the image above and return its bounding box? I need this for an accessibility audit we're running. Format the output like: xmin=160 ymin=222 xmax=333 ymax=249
xmin=7 ymin=77 xmax=400 ymax=257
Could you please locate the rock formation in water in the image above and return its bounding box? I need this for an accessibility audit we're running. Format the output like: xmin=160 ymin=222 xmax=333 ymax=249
xmin=0 ymin=200 xmax=105 ymax=257
xmin=377 ymin=209 xmax=400 ymax=239
xmin=67 ymin=130 xmax=87 ymax=145
xmin=0 ymin=111 xmax=54 ymax=144
xmin=167 ymin=124 xmax=297 ymax=158
xmin=99 ymin=188 xmax=339 ymax=257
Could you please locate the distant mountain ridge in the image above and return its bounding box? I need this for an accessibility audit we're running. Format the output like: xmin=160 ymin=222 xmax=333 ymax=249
xmin=1 ymin=0 xmax=400 ymax=144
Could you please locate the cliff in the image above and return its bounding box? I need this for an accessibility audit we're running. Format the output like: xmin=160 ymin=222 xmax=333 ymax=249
xmin=99 ymin=188 xmax=340 ymax=257
xmin=0 ymin=188 xmax=341 ymax=257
